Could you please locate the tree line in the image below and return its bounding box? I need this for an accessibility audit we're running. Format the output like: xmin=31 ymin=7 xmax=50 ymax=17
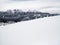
xmin=0 ymin=9 xmax=59 ymax=23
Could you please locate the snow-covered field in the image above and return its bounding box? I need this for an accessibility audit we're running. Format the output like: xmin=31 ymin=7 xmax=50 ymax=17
xmin=0 ymin=16 xmax=60 ymax=45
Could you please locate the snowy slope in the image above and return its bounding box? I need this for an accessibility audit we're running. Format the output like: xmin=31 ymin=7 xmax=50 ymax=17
xmin=0 ymin=16 xmax=60 ymax=45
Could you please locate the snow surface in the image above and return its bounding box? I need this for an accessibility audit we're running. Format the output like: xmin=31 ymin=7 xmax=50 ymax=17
xmin=0 ymin=16 xmax=60 ymax=45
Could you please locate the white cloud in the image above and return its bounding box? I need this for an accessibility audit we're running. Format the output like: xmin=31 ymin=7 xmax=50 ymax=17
xmin=0 ymin=0 xmax=60 ymax=11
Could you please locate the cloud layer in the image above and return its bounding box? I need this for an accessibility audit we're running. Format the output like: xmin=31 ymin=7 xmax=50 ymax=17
xmin=10 ymin=0 xmax=60 ymax=2
xmin=0 ymin=0 xmax=60 ymax=11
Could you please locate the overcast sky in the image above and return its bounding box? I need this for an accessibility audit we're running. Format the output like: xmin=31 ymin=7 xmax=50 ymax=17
xmin=0 ymin=0 xmax=60 ymax=11
xmin=9 ymin=0 xmax=60 ymax=2
xmin=4 ymin=0 xmax=60 ymax=2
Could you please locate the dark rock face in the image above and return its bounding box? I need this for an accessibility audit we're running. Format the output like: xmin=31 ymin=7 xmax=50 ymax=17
xmin=0 ymin=9 xmax=60 ymax=23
